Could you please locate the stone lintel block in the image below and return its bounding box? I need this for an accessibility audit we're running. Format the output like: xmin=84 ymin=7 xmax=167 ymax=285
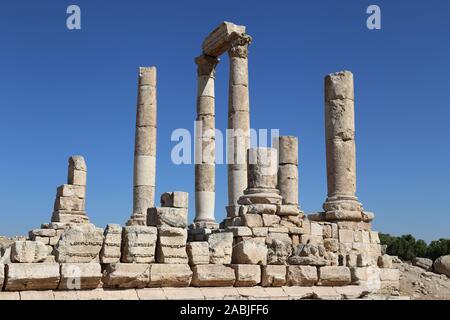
xmin=287 ymin=266 xmax=318 ymax=286
xmin=232 ymin=264 xmax=261 ymax=287
xmin=59 ymin=263 xmax=102 ymax=290
xmin=4 ymin=263 xmax=60 ymax=291
xmin=57 ymin=184 xmax=86 ymax=199
xmin=202 ymin=21 xmax=246 ymax=57
xmin=191 ymin=264 xmax=236 ymax=287
xmin=149 ymin=264 xmax=192 ymax=287
xmin=148 ymin=207 xmax=188 ymax=228
xmin=102 ymin=263 xmax=150 ymax=289
xmin=261 ymin=265 xmax=286 ymax=287
xmin=319 ymin=266 xmax=351 ymax=286
xmin=160 ymin=191 xmax=189 ymax=208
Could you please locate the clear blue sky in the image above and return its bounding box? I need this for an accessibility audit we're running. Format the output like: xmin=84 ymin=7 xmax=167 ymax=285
xmin=0 ymin=0 xmax=449 ymax=242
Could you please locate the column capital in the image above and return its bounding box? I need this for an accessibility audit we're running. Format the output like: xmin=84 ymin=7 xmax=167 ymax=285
xmin=195 ymin=54 xmax=220 ymax=77
xmin=228 ymin=34 xmax=252 ymax=58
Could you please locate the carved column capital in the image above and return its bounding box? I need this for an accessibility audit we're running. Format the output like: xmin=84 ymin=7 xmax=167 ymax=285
xmin=228 ymin=34 xmax=252 ymax=58
xmin=195 ymin=54 xmax=220 ymax=77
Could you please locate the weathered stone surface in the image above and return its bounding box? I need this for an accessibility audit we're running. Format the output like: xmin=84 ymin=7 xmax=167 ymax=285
xmin=377 ymin=254 xmax=393 ymax=268
xmin=191 ymin=265 xmax=236 ymax=287
xmin=55 ymin=224 xmax=103 ymax=263
xmin=267 ymin=233 xmax=292 ymax=265
xmin=412 ymin=257 xmax=433 ymax=271
xmin=247 ymin=148 xmax=278 ymax=189
xmin=232 ymin=239 xmax=267 ymax=265
xmin=208 ymin=232 xmax=233 ymax=264
xmin=202 ymin=21 xmax=246 ymax=57
xmin=261 ymin=265 xmax=286 ymax=287
xmin=102 ymin=263 xmax=150 ymax=289
xmin=11 ymin=241 xmax=48 ymax=263
xmin=433 ymin=255 xmax=450 ymax=277
xmin=160 ymin=192 xmax=188 ymax=208
xmin=57 ymin=184 xmax=86 ymax=199
xmin=4 ymin=263 xmax=60 ymax=291
xmin=100 ymin=224 xmax=122 ymax=264
xmin=186 ymin=242 xmax=209 ymax=266
xmin=29 ymin=228 xmax=57 ymax=238
xmin=232 ymin=264 xmax=261 ymax=286
xmin=350 ymin=266 xmax=381 ymax=291
xmin=54 ymin=196 xmax=85 ymax=212
xmin=156 ymin=226 xmax=188 ymax=264
xmin=245 ymin=204 xmax=277 ymax=215
xmin=68 ymin=156 xmax=87 ymax=186
xmin=122 ymin=226 xmax=157 ymax=263
xmin=379 ymin=268 xmax=400 ymax=281
xmin=287 ymin=266 xmax=318 ymax=286
xmin=319 ymin=266 xmax=351 ymax=286
xmin=241 ymin=214 xmax=263 ymax=227
xmin=149 ymin=264 xmax=192 ymax=287
xmin=324 ymin=238 xmax=339 ymax=252
xmin=226 ymin=226 xmax=252 ymax=237
xmin=262 ymin=214 xmax=280 ymax=227
xmin=59 ymin=263 xmax=102 ymax=290
xmin=147 ymin=207 xmax=188 ymax=228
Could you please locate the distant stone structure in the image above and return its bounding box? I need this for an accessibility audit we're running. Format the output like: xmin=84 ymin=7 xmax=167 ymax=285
xmin=0 ymin=22 xmax=401 ymax=299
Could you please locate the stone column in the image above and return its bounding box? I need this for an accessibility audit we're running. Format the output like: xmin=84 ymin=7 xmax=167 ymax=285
xmin=194 ymin=55 xmax=219 ymax=226
xmin=322 ymin=71 xmax=364 ymax=221
xmin=278 ymin=136 xmax=299 ymax=206
xmin=227 ymin=34 xmax=252 ymax=215
xmin=127 ymin=67 xmax=157 ymax=226
xmin=238 ymin=147 xmax=282 ymax=205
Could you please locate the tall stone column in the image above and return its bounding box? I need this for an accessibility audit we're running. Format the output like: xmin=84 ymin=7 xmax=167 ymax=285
xmin=227 ymin=34 xmax=252 ymax=216
xmin=322 ymin=71 xmax=365 ymax=221
xmin=194 ymin=55 xmax=219 ymax=226
xmin=278 ymin=136 xmax=299 ymax=205
xmin=127 ymin=67 xmax=157 ymax=226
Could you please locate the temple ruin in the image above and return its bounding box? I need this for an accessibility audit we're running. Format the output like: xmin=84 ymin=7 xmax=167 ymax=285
xmin=0 ymin=22 xmax=400 ymax=299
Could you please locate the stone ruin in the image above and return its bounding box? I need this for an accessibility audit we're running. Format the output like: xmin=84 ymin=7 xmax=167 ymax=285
xmin=0 ymin=22 xmax=399 ymax=297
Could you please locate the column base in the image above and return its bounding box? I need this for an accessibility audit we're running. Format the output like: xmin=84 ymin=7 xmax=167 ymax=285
xmin=237 ymin=188 xmax=282 ymax=205
xmin=321 ymin=196 xmax=374 ymax=222
xmin=126 ymin=213 xmax=147 ymax=226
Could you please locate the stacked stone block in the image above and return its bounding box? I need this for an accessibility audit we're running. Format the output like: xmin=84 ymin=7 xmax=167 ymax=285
xmin=100 ymin=224 xmax=122 ymax=264
xmin=121 ymin=225 xmax=157 ymax=263
xmin=52 ymin=156 xmax=89 ymax=224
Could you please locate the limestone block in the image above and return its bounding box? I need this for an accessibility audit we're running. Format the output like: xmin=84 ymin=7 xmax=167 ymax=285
xmin=202 ymin=21 xmax=246 ymax=57
xmin=29 ymin=228 xmax=57 ymax=238
xmin=338 ymin=229 xmax=354 ymax=243
xmin=346 ymin=253 xmax=358 ymax=267
xmin=122 ymin=226 xmax=157 ymax=263
xmin=232 ymin=264 xmax=261 ymax=287
xmin=241 ymin=214 xmax=263 ymax=228
xmin=433 ymin=255 xmax=450 ymax=277
xmin=160 ymin=191 xmax=188 ymax=208
xmin=59 ymin=263 xmax=102 ymax=290
xmin=33 ymin=236 xmax=50 ymax=245
xmin=377 ymin=254 xmax=393 ymax=268
xmin=147 ymin=207 xmax=188 ymax=228
xmin=267 ymin=233 xmax=292 ymax=265
xmin=51 ymin=211 xmax=89 ymax=224
xmin=149 ymin=264 xmax=192 ymax=287
xmin=102 ymin=263 xmax=150 ymax=289
xmin=324 ymin=238 xmax=339 ymax=252
xmin=287 ymin=266 xmax=318 ymax=286
xmin=186 ymin=242 xmax=209 ymax=266
xmin=261 ymin=265 xmax=286 ymax=287
xmin=319 ymin=266 xmax=351 ymax=286
xmin=310 ymin=222 xmax=323 ymax=236
xmin=300 ymin=234 xmax=324 ymax=245
xmin=412 ymin=257 xmax=433 ymax=271
xmin=11 ymin=240 xmax=48 ymax=263
xmin=156 ymin=226 xmax=188 ymax=264
xmin=57 ymin=184 xmax=86 ymax=199
xmin=68 ymin=170 xmax=87 ymax=186
xmin=191 ymin=265 xmax=236 ymax=287
xmin=370 ymin=231 xmax=380 ymax=244
xmin=100 ymin=224 xmax=122 ymax=264
xmin=252 ymin=227 xmax=268 ymax=237
xmin=4 ymin=263 xmax=60 ymax=291
xmin=54 ymin=196 xmax=85 ymax=211
xmin=232 ymin=239 xmax=267 ymax=265
xmin=262 ymin=214 xmax=280 ymax=227
xmin=226 ymin=226 xmax=252 ymax=237
xmin=246 ymin=204 xmax=277 ymax=215
xmin=55 ymin=224 xmax=103 ymax=263
xmin=208 ymin=232 xmax=233 ymax=264
xmin=357 ymin=253 xmax=374 ymax=267
xmin=277 ymin=204 xmax=300 ymax=216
